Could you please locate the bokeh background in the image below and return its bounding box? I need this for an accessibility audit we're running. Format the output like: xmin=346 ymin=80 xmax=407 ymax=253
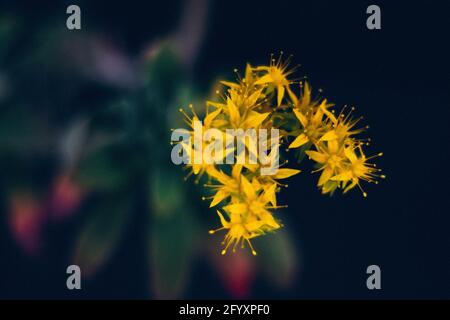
xmin=0 ymin=0 xmax=448 ymax=299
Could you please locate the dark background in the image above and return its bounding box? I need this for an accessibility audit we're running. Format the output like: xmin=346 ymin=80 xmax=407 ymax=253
xmin=0 ymin=0 xmax=449 ymax=299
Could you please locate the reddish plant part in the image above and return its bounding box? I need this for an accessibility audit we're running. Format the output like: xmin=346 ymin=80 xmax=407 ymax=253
xmin=8 ymin=193 xmax=46 ymax=256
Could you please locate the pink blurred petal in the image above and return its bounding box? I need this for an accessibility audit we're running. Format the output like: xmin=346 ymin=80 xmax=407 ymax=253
xmin=210 ymin=245 xmax=255 ymax=298
xmin=49 ymin=174 xmax=83 ymax=221
xmin=8 ymin=193 xmax=46 ymax=256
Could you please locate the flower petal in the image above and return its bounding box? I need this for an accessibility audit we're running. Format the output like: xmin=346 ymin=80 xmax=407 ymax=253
xmin=306 ymin=150 xmax=328 ymax=163
xmin=289 ymin=133 xmax=309 ymax=149
xmin=272 ymin=168 xmax=301 ymax=179
xmin=293 ymin=109 xmax=308 ymax=127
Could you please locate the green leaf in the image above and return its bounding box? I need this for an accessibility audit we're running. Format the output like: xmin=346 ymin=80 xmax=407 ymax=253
xmin=73 ymin=197 xmax=130 ymax=277
xmin=257 ymin=228 xmax=298 ymax=289
xmin=142 ymin=45 xmax=186 ymax=125
xmin=149 ymin=168 xmax=185 ymax=217
xmin=149 ymin=212 xmax=195 ymax=299
xmin=75 ymin=143 xmax=131 ymax=192
xmin=148 ymin=168 xmax=197 ymax=298
xmin=143 ymin=46 xmax=184 ymax=98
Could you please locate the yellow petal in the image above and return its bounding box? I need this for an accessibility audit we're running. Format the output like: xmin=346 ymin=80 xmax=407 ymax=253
xmin=277 ymin=85 xmax=285 ymax=106
xmin=216 ymin=210 xmax=230 ymax=228
xmin=331 ymin=171 xmax=353 ymax=182
xmin=344 ymin=147 xmax=358 ymax=163
xmin=254 ymin=73 xmax=272 ymax=85
xmin=245 ymin=63 xmax=254 ymax=83
xmin=243 ymin=163 xmax=258 ymax=172
xmin=343 ymin=179 xmax=358 ymax=193
xmin=224 ymin=203 xmax=247 ymax=215
xmin=206 ymin=101 xmax=226 ymax=109
xmin=207 ymin=167 xmax=231 ymax=185
xmin=327 ymin=139 xmax=339 ymax=154
xmin=320 ymin=99 xmax=337 ymax=123
xmin=240 ymin=175 xmax=256 ymax=200
xmin=231 ymin=164 xmax=243 ymax=179
xmin=245 ymin=221 xmax=265 ymax=232
xmin=263 ymin=183 xmax=277 ymax=207
xmin=251 ymin=177 xmax=262 ymax=191
xmin=318 ymin=168 xmax=333 ymax=186
xmin=259 ymin=211 xmax=280 ymax=229
xmin=220 ymin=81 xmax=240 ymax=89
xmin=293 ymin=109 xmax=308 ymax=127
xmin=289 ymin=133 xmax=309 ymax=149
xmin=247 ymin=89 xmax=263 ymax=107
xmin=312 ymin=108 xmax=324 ymax=125
xmin=242 ymin=111 xmax=269 ymax=128
xmin=193 ymin=164 xmax=201 ymax=174
xmin=320 ymin=130 xmax=338 ymax=142
xmin=300 ymin=82 xmax=311 ymax=108
xmin=226 ymin=97 xmax=240 ymax=125
xmin=253 ymin=65 xmax=269 ymax=72
xmin=287 ymin=86 xmax=298 ymax=105
xmin=306 ymin=150 xmax=328 ymax=164
xmin=204 ymin=107 xmax=222 ymax=128
xmin=321 ymin=180 xmax=338 ymax=194
xmin=272 ymin=168 xmax=301 ymax=179
xmin=210 ymin=189 xmax=229 ymax=207
xmin=211 ymin=119 xmax=228 ymax=127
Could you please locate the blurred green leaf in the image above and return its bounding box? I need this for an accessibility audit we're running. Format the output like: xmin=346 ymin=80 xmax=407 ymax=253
xmin=144 ymin=46 xmax=183 ymax=98
xmin=142 ymin=46 xmax=186 ymax=132
xmin=257 ymin=228 xmax=298 ymax=289
xmin=75 ymin=143 xmax=131 ymax=192
xmin=149 ymin=168 xmax=185 ymax=216
xmin=73 ymin=197 xmax=130 ymax=277
xmin=148 ymin=168 xmax=197 ymax=299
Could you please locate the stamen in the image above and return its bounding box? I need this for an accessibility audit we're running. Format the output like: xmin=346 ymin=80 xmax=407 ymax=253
xmin=245 ymin=238 xmax=257 ymax=256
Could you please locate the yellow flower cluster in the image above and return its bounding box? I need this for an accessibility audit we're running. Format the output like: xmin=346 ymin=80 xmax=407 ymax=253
xmin=176 ymin=54 xmax=384 ymax=255
xmin=287 ymin=83 xmax=385 ymax=197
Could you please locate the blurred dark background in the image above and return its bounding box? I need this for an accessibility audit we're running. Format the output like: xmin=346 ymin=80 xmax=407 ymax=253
xmin=0 ymin=0 xmax=448 ymax=299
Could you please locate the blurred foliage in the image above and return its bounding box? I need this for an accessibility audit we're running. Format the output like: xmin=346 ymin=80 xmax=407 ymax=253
xmin=0 ymin=6 xmax=298 ymax=299
xmin=74 ymin=195 xmax=131 ymax=277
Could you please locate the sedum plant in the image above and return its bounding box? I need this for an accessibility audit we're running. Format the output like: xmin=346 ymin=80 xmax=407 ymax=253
xmin=176 ymin=54 xmax=385 ymax=255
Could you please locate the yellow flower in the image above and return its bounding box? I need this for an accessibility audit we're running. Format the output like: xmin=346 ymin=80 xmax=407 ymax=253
xmin=220 ymin=63 xmax=258 ymax=95
xmin=323 ymin=106 xmax=366 ymax=143
xmin=178 ymin=104 xmax=225 ymax=179
xmin=209 ymin=175 xmax=282 ymax=255
xmin=237 ymin=175 xmax=280 ymax=222
xmin=305 ymin=139 xmax=346 ymax=191
xmin=225 ymin=96 xmax=270 ymax=129
xmin=208 ymin=86 xmax=269 ymax=133
xmin=253 ymin=54 xmax=295 ymax=106
xmin=288 ymin=100 xmax=334 ymax=149
xmin=175 ymin=56 xmax=385 ymax=255
xmin=288 ymin=81 xmax=332 ymax=113
xmin=209 ymin=210 xmax=263 ymax=256
xmin=331 ymin=145 xmax=385 ymax=197
xmin=256 ymin=167 xmax=301 ymax=189
xmin=204 ymin=165 xmax=242 ymax=207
